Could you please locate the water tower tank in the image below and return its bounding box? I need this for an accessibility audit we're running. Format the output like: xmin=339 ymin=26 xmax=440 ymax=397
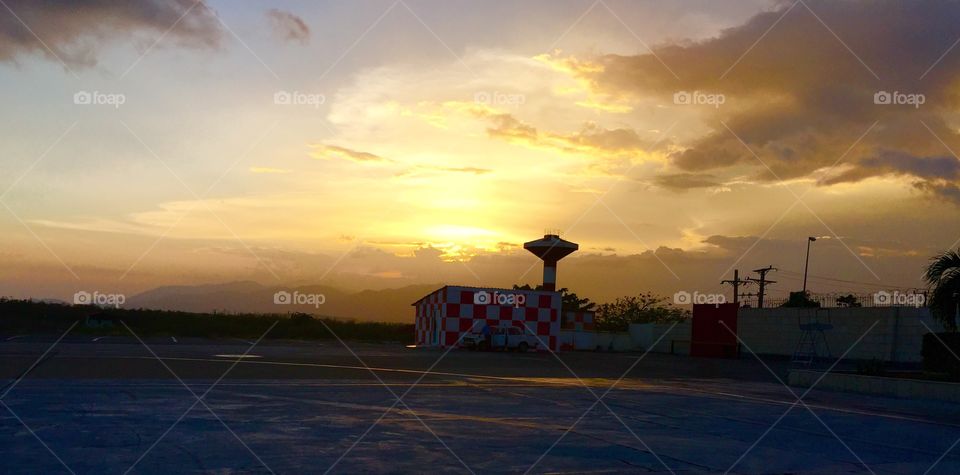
xmin=523 ymin=233 xmax=578 ymax=291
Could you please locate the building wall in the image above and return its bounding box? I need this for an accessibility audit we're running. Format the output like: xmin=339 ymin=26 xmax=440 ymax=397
xmin=738 ymin=307 xmax=944 ymax=362
xmin=630 ymin=322 xmax=692 ymax=355
xmin=559 ymin=330 xmax=595 ymax=350
xmin=414 ymin=286 xmax=562 ymax=350
xmin=414 ymin=288 xmax=445 ymax=347
xmin=561 ymin=311 xmax=595 ymax=331
xmin=631 ymin=307 xmax=946 ymax=362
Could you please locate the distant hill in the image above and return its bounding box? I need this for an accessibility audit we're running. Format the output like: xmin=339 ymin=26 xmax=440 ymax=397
xmin=125 ymin=281 xmax=440 ymax=323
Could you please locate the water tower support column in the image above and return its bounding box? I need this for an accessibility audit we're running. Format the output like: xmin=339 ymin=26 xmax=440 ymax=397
xmin=542 ymin=259 xmax=557 ymax=291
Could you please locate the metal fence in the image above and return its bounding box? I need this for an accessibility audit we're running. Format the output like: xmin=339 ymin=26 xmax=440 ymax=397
xmin=741 ymin=291 xmax=929 ymax=309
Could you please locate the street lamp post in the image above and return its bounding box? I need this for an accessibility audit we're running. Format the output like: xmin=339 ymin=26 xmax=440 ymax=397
xmin=803 ymin=237 xmax=817 ymax=294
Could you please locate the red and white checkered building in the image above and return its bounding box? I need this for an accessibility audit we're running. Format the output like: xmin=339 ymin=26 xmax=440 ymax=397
xmin=562 ymin=311 xmax=595 ymax=331
xmin=413 ymin=285 xmax=562 ymax=351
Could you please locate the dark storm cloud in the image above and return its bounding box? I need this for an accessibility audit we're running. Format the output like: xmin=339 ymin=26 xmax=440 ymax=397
xmin=823 ymin=150 xmax=960 ymax=185
xmin=0 ymin=0 xmax=221 ymax=68
xmin=266 ymin=9 xmax=310 ymax=44
xmin=581 ymin=0 xmax=960 ymax=202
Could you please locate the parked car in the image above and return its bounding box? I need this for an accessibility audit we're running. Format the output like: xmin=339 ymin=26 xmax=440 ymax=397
xmin=463 ymin=326 xmax=540 ymax=352
xmin=462 ymin=331 xmax=488 ymax=350
xmin=491 ymin=326 xmax=539 ymax=352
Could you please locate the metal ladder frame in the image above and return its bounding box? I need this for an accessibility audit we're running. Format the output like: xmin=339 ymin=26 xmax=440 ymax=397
xmin=792 ymin=308 xmax=833 ymax=366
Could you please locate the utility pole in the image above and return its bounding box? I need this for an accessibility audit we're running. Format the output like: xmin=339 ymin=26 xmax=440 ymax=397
xmin=747 ymin=266 xmax=777 ymax=309
xmin=803 ymin=237 xmax=817 ymax=293
xmin=721 ymin=269 xmax=751 ymax=305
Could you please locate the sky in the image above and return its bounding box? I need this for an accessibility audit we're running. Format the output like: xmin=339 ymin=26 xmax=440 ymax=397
xmin=1 ymin=0 xmax=959 ymax=304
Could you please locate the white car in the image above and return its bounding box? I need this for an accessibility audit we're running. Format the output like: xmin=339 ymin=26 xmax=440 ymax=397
xmin=462 ymin=326 xmax=541 ymax=352
xmin=491 ymin=327 xmax=540 ymax=352
xmin=461 ymin=332 xmax=486 ymax=350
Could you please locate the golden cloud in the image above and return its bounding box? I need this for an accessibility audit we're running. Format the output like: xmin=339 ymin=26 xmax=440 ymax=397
xmin=309 ymin=144 xmax=392 ymax=163
xmin=560 ymin=0 xmax=960 ymax=203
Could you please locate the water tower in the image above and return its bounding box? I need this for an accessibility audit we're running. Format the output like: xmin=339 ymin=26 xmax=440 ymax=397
xmin=524 ymin=232 xmax=578 ymax=291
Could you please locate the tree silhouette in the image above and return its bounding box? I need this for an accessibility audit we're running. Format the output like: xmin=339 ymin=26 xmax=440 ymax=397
xmin=594 ymin=293 xmax=690 ymax=332
xmin=836 ymin=294 xmax=861 ymax=307
xmin=512 ymin=284 xmax=595 ymax=313
xmin=924 ymin=249 xmax=960 ymax=331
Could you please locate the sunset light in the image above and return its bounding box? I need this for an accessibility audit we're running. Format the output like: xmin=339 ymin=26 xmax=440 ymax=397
xmin=5 ymin=2 xmax=960 ymax=473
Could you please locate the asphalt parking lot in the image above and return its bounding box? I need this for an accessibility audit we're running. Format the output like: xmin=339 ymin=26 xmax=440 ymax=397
xmin=2 ymin=332 xmax=960 ymax=474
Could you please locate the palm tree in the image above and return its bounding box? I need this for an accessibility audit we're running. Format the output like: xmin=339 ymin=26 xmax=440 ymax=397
xmin=924 ymin=250 xmax=960 ymax=331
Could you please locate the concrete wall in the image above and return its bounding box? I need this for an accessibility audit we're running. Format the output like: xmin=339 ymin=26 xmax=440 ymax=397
xmin=629 ymin=308 xmax=945 ymax=362
xmin=593 ymin=331 xmax=636 ymax=351
xmin=790 ymin=369 xmax=960 ymax=403
xmin=560 ymin=330 xmax=635 ymax=351
xmin=559 ymin=330 xmax=595 ymax=350
xmin=629 ymin=322 xmax=692 ymax=355
xmin=738 ymin=307 xmax=944 ymax=363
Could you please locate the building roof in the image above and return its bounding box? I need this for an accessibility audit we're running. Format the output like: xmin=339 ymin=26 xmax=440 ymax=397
xmin=411 ymin=284 xmax=558 ymax=306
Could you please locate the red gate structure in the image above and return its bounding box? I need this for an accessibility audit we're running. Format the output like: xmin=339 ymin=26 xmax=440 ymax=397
xmin=690 ymin=303 xmax=739 ymax=358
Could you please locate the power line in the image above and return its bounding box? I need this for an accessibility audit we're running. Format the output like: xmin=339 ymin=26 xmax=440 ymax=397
xmin=776 ymin=274 xmax=884 ymax=290
xmin=746 ymin=266 xmax=776 ymax=309
xmin=777 ymin=269 xmax=920 ymax=289
xmin=721 ymin=269 xmax=751 ymax=305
